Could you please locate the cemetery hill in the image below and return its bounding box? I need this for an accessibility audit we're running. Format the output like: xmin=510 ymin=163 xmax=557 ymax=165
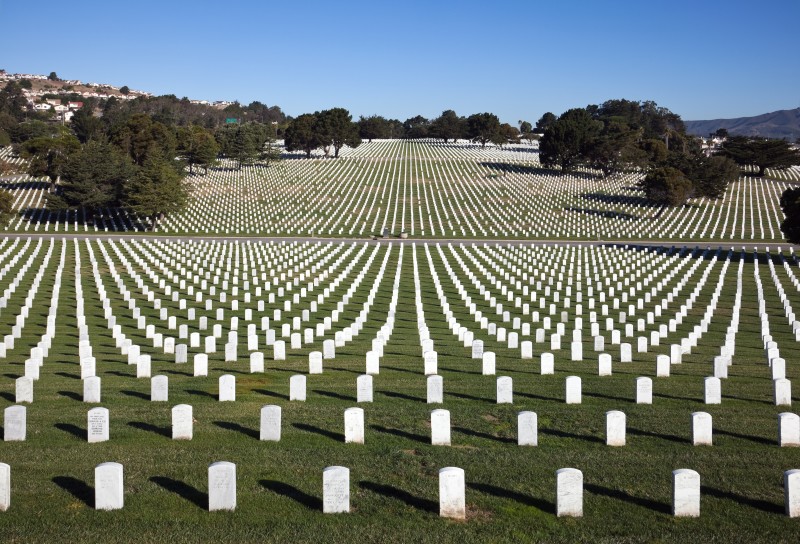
xmin=3 ymin=81 xmax=800 ymax=543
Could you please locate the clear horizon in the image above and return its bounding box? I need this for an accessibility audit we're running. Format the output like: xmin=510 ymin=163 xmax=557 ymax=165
xmin=2 ymin=0 xmax=798 ymax=124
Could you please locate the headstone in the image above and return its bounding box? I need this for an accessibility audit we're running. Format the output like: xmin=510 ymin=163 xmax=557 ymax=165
xmin=541 ymin=353 xmax=554 ymax=375
xmin=785 ymin=469 xmax=800 ymax=517
xmin=775 ymin=379 xmax=792 ymax=406
xmin=482 ymin=352 xmax=496 ymax=376
xmin=704 ymin=377 xmax=721 ymax=405
xmin=672 ymin=469 xmax=700 ymax=517
xmin=309 ymin=351 xmax=323 ymax=374
xmin=4 ymin=406 xmax=25 ymax=441
xmin=208 ymin=461 xmax=236 ymax=511
xmin=636 ymin=377 xmax=652 ymax=404
xmin=323 ymin=466 xmax=350 ymax=514
xmin=357 ymin=375 xmax=373 ymax=403
xmin=365 ymin=351 xmax=380 ymax=375
xmin=250 ymin=352 xmax=264 ymax=373
xmin=606 ymin=410 xmax=626 ymax=446
xmin=620 ymin=343 xmax=632 ymax=363
xmin=95 ymin=462 xmax=124 ymax=510
xmin=15 ymin=377 xmax=32 ymax=403
xmin=598 ymin=353 xmax=612 ymax=376
xmin=194 ymin=354 xmax=208 ymax=377
xmin=431 ymin=409 xmax=451 ymax=446
xmin=274 ymin=341 xmax=286 ymax=361
xmin=427 ymin=375 xmax=443 ymax=404
xmin=692 ymin=412 xmax=712 ymax=446
xmin=521 ymin=341 xmax=533 ymax=359
xmin=80 ymin=357 xmax=96 ymax=379
xmin=87 ymin=407 xmax=109 ymax=443
xmin=84 ymin=376 xmax=101 ymax=403
xmin=438 ymin=467 xmax=465 ymax=519
xmin=260 ymin=405 xmax=281 ymax=442
xmin=290 ymin=375 xmax=306 ymax=401
xmin=344 ymin=407 xmax=364 ymax=444
xmin=656 ymin=355 xmax=670 ymax=377
xmin=471 ymin=339 xmax=484 ymax=359
xmin=172 ymin=404 xmax=193 ymax=440
xmin=175 ymin=344 xmax=188 ymax=364
xmin=518 ymin=411 xmax=537 ymax=446
xmin=147 ymin=375 xmax=168 ymax=402
xmin=423 ymin=351 xmax=438 ymax=375
xmin=565 ymin=376 xmax=581 ymax=404
xmin=778 ymin=413 xmax=800 ymax=447
xmin=713 ymin=356 xmax=728 ymax=379
xmin=556 ymin=468 xmax=583 ymax=517
xmin=219 ymin=374 xmax=235 ymax=402
xmin=773 ymin=358 xmax=786 ymax=380
xmin=323 ymin=339 xmax=335 ymax=359
xmin=496 ymin=376 xmax=513 ymax=404
xmin=0 ymin=463 xmax=8 ymax=511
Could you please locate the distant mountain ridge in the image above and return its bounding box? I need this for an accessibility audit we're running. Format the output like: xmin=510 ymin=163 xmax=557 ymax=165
xmin=685 ymin=108 xmax=800 ymax=140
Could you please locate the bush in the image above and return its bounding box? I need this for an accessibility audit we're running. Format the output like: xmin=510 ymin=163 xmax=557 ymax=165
xmin=639 ymin=167 xmax=693 ymax=206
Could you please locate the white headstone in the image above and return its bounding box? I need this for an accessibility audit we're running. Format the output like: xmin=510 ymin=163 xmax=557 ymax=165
xmin=4 ymin=406 xmax=25 ymax=441
xmin=250 ymin=352 xmax=264 ymax=373
xmin=778 ymin=413 xmax=800 ymax=447
xmin=541 ymin=352 xmax=554 ymax=375
xmin=344 ymin=407 xmax=364 ymax=444
xmin=636 ymin=377 xmax=652 ymax=405
xmin=565 ymin=376 xmax=581 ymax=404
xmin=471 ymin=339 xmax=484 ymax=359
xmin=87 ymin=407 xmax=109 ymax=443
xmin=496 ymin=376 xmax=513 ymax=404
xmin=598 ymin=353 xmax=612 ymax=376
xmin=260 ymin=405 xmax=281 ymax=442
xmin=775 ymin=379 xmax=792 ymax=406
xmin=273 ymin=341 xmax=286 ymax=361
xmin=219 ymin=374 xmax=235 ymax=402
xmin=80 ymin=357 xmax=96 ymax=379
xmin=704 ymin=377 xmax=721 ymax=405
xmin=323 ymin=339 xmax=335 ymax=359
xmin=365 ymin=351 xmax=380 ymax=375
xmin=439 ymin=467 xmax=465 ymax=519
xmin=84 ymin=376 xmax=101 ymax=403
xmin=656 ymin=354 xmax=670 ymax=377
xmin=785 ymin=469 xmax=800 ymax=517
xmin=95 ymin=462 xmax=124 ymax=510
xmin=672 ymin=469 xmax=700 ymax=517
xmin=290 ymin=375 xmax=306 ymax=401
xmin=521 ymin=341 xmax=533 ymax=359
xmin=692 ymin=412 xmax=713 ymax=446
xmin=309 ymin=351 xmax=323 ymax=374
xmin=15 ymin=377 xmax=32 ymax=403
xmin=172 ymin=404 xmax=193 ymax=440
xmin=151 ymin=375 xmax=168 ymax=402
xmin=556 ymin=468 xmax=583 ymax=517
xmin=357 ymin=375 xmax=373 ymax=403
xmin=431 ymin=409 xmax=451 ymax=446
xmin=194 ymin=354 xmax=208 ymax=377
xmin=208 ymin=461 xmax=236 ymax=511
xmin=482 ymin=352 xmax=496 ymax=376
xmin=323 ymin=466 xmax=350 ymax=514
xmin=518 ymin=411 xmax=537 ymax=446
xmin=427 ymin=375 xmax=443 ymax=404
xmin=606 ymin=410 xmax=626 ymax=446
xmin=0 ymin=463 xmax=8 ymax=511
xmin=423 ymin=351 xmax=438 ymax=375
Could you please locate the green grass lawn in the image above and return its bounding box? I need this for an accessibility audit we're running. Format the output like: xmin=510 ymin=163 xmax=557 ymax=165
xmin=0 ymin=238 xmax=798 ymax=543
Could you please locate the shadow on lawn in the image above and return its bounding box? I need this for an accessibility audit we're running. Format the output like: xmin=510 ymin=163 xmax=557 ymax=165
xmin=54 ymin=422 xmax=84 ymax=440
xmin=371 ymin=425 xmax=428 ymax=444
xmin=127 ymin=421 xmax=171 ymax=438
xmin=359 ymin=481 xmax=438 ymax=513
xmin=119 ymin=390 xmax=150 ymax=400
xmin=213 ymin=420 xmax=259 ymax=440
xmin=715 ymin=428 xmax=773 ymax=446
xmin=453 ymin=426 xmax=516 ymax=444
xmin=53 ymin=476 xmax=93 ymax=507
xmin=254 ymin=389 xmax=288 ymax=400
xmin=57 ymin=390 xmax=82 ymax=401
xmin=150 ymin=476 xmax=207 ymax=509
xmin=55 ymin=372 xmax=81 ymax=380
xmin=540 ymin=427 xmax=604 ymax=444
xmin=260 ymin=480 xmax=321 ymax=510
xmin=292 ymin=422 xmax=344 ymax=442
xmin=627 ymin=427 xmax=684 ymax=444
xmin=585 ymin=483 xmax=670 ymax=514
xmin=701 ymin=485 xmax=783 ymax=514
xmin=0 ymin=391 xmax=14 ymax=402
xmin=378 ymin=390 xmax=424 ymax=403
xmin=313 ymin=389 xmax=356 ymax=402
xmin=468 ymin=481 xmax=554 ymax=513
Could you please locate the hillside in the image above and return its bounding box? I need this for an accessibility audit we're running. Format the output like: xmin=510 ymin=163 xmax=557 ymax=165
xmin=685 ymin=107 xmax=800 ymax=140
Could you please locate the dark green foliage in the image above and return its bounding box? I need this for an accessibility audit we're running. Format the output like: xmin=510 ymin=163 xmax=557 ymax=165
xmin=18 ymin=130 xmax=81 ymax=182
xmin=519 ymin=120 xmax=532 ymax=134
xmin=317 ymin=108 xmax=360 ymax=158
xmin=539 ymin=108 xmax=599 ymax=172
xmin=780 ymin=187 xmax=800 ymax=244
xmin=70 ymin=106 xmax=104 ymax=144
xmin=177 ymin=125 xmax=219 ymax=174
xmin=0 ymin=189 xmax=15 ymax=222
xmin=534 ymin=112 xmax=556 ymax=134
xmin=47 ymin=71 xmax=58 ymax=81
xmin=120 ymin=85 xmax=130 ymax=95
xmin=125 ymin=153 xmax=188 ymax=230
xmin=48 ymin=140 xmax=133 ymax=216
xmin=110 ymin=113 xmax=177 ymax=167
xmin=357 ymin=115 xmax=390 ymax=143
xmin=0 ymin=82 xmax=29 ymax=121
xmin=430 ymin=110 xmax=465 ymax=143
xmin=466 ymin=112 xmax=501 ymax=148
xmin=285 ymin=114 xmax=323 ymax=158
xmin=639 ymin=166 xmax=693 ymax=206
xmin=215 ymin=123 xmax=270 ymax=169
xmin=402 ymin=115 xmax=430 ymax=139
xmin=490 ymin=123 xmax=519 ymax=148
xmin=722 ymin=136 xmax=800 ymax=176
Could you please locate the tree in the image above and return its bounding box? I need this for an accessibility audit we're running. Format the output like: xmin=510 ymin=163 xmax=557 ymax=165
xmin=402 ymin=115 xmax=430 ymax=139
xmin=430 ymin=110 xmax=465 ymax=143
xmin=120 ymin=86 xmax=130 ymax=95
xmin=48 ymin=140 xmax=133 ymax=219
xmin=714 ymin=128 xmax=728 ymax=139
xmin=583 ymin=119 xmax=643 ymax=177
xmin=721 ymin=136 xmax=800 ymax=176
xmin=111 ymin=113 xmax=176 ymax=167
xmin=519 ymin=121 xmax=532 ymax=134
xmin=70 ymin=105 xmax=103 ymax=143
xmin=125 ymin=154 xmax=189 ymax=230
xmin=539 ymin=108 xmax=599 ymax=172
xmin=317 ymin=108 xmax=360 ymax=158
xmin=284 ymin=113 xmax=322 ymax=158
xmin=534 ymin=112 xmax=556 ymax=134
xmin=491 ymin=123 xmax=519 ymax=148
xmin=177 ymin=125 xmax=219 ymax=174
xmin=358 ymin=115 xmax=389 ymax=143
xmin=19 ymin=130 xmax=81 ymax=184
xmin=0 ymin=189 xmax=14 ymax=224
xmin=0 ymin=82 xmax=29 ymax=121
xmin=466 ymin=112 xmax=501 ymax=148
xmin=47 ymin=72 xmax=59 ymax=81
xmin=639 ymin=167 xmax=692 ymax=206
xmin=780 ymin=187 xmax=800 ymax=244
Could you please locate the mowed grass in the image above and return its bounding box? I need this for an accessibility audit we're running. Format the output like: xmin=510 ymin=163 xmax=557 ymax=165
xmin=0 ymin=239 xmax=798 ymax=543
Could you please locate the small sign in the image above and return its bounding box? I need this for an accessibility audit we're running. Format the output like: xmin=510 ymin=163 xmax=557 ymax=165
xmin=226 ymin=118 xmax=238 ymax=124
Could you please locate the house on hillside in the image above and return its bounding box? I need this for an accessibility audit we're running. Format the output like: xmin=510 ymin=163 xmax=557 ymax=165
xmin=33 ymin=103 xmax=52 ymax=111
xmin=68 ymin=101 xmax=83 ymax=109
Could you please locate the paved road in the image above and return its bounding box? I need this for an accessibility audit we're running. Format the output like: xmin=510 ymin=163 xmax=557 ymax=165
xmin=0 ymin=231 xmax=792 ymax=252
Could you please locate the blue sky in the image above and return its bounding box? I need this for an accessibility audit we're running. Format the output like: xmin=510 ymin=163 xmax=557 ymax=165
xmin=1 ymin=0 xmax=798 ymax=124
